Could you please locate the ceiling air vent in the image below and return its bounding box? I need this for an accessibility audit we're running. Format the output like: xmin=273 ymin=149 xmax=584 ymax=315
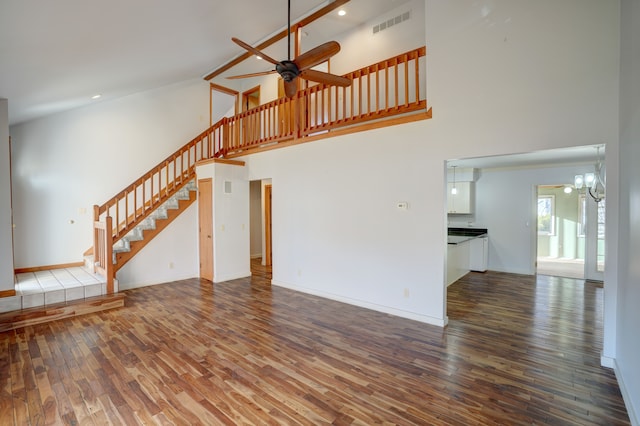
xmin=373 ymin=10 xmax=411 ymax=34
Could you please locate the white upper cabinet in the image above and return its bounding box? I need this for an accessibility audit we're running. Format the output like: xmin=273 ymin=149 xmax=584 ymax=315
xmin=447 ymin=181 xmax=474 ymax=214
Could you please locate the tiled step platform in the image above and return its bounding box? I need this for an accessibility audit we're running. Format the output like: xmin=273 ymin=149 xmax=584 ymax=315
xmin=0 ymin=267 xmax=124 ymax=332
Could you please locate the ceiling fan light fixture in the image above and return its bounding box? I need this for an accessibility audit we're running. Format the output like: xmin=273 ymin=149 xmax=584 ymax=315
xmin=227 ymin=0 xmax=352 ymax=98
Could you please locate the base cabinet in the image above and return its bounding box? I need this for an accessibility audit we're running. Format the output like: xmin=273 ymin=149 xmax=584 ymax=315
xmin=447 ymin=241 xmax=470 ymax=286
xmin=469 ymin=237 xmax=489 ymax=272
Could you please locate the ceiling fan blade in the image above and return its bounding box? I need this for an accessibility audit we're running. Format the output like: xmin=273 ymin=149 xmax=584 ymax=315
xmin=226 ymin=70 xmax=277 ymax=80
xmin=294 ymin=41 xmax=341 ymax=71
xmin=300 ymin=69 xmax=351 ymax=87
xmin=231 ymin=37 xmax=281 ymax=66
xmin=284 ymin=80 xmax=298 ymax=98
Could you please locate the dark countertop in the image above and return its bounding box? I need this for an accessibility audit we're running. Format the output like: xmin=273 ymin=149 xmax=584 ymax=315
xmin=448 ymin=227 xmax=488 ymax=245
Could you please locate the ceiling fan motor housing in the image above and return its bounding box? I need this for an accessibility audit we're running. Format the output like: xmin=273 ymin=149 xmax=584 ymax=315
xmin=276 ymin=61 xmax=300 ymax=82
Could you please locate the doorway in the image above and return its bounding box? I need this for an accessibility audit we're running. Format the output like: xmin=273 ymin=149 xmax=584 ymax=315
xmin=535 ymin=183 xmax=604 ymax=281
xmin=536 ymin=184 xmax=585 ymax=279
xmin=242 ymin=86 xmax=261 ymax=143
xmin=249 ymin=180 xmax=273 ymax=277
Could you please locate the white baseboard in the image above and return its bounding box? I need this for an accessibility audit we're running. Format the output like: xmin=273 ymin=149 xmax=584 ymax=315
xmin=601 ymin=353 xmax=615 ymax=369
xmin=271 ymin=279 xmax=447 ymax=327
xmin=613 ymin=358 xmax=639 ymax=426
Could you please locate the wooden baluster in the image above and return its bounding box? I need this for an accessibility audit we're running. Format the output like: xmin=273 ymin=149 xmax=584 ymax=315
xmin=358 ymin=70 xmax=363 ymax=117
xmin=414 ymin=52 xmax=420 ymax=104
xmin=104 ymin=215 xmax=114 ymax=294
xmin=165 ymin=161 xmax=169 ymax=196
xmin=124 ymin=188 xmax=129 ymax=230
xmin=377 ymin=64 xmax=381 ymax=112
xmin=366 ymin=68 xmax=371 ymax=115
xmin=394 ymin=58 xmax=399 ymax=109
xmin=404 ymin=53 xmax=409 ymax=107
xmin=114 ymin=199 xmax=120 ymax=237
xmin=385 ymin=63 xmax=389 ymax=111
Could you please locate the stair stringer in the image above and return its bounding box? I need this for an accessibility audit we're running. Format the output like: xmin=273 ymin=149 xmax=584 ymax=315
xmin=112 ymin=186 xmax=197 ymax=273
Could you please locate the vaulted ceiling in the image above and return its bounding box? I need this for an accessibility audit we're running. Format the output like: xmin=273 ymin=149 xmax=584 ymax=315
xmin=0 ymin=0 xmax=411 ymax=125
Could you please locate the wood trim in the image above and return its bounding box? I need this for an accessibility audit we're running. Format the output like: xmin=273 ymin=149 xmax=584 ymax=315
xmin=15 ymin=262 xmax=85 ymax=274
xmin=0 ymin=289 xmax=17 ymax=298
xmin=210 ymin=83 xmax=239 ymax=97
xmin=195 ymin=158 xmax=245 ymax=167
xmin=0 ymin=293 xmax=125 ymax=332
xmin=264 ymin=184 xmax=272 ymax=267
xmin=203 ymin=0 xmax=351 ymax=80
xmin=198 ymin=178 xmax=214 ymax=282
xmin=211 ymin=83 xmax=240 ymax=127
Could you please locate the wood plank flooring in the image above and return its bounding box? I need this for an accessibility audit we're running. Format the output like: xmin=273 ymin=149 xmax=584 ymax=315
xmin=0 ymin=266 xmax=629 ymax=425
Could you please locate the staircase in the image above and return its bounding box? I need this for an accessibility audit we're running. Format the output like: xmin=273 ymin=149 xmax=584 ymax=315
xmin=111 ymin=180 xmax=197 ymax=268
xmin=90 ymin=46 xmax=430 ymax=289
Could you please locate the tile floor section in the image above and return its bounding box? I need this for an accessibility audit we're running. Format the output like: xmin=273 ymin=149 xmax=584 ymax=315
xmin=0 ymin=267 xmax=109 ymax=313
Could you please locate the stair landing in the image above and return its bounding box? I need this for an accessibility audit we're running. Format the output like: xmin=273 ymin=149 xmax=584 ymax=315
xmin=0 ymin=267 xmax=124 ymax=332
xmin=1 ymin=267 xmax=116 ymax=313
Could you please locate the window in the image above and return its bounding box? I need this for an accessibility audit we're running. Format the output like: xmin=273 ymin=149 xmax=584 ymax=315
xmin=537 ymin=195 xmax=555 ymax=235
xmin=578 ymin=194 xmax=586 ymax=237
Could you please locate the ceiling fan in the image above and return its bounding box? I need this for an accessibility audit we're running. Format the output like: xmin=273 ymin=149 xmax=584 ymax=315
xmin=227 ymin=0 xmax=352 ymax=98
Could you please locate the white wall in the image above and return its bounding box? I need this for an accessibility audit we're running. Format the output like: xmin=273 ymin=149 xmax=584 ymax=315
xmin=117 ymin=204 xmax=198 ymax=290
xmin=196 ymin=162 xmax=251 ymax=283
xmin=244 ymin=122 xmax=446 ymax=325
xmin=0 ymin=99 xmax=14 ymax=292
xmin=10 ymin=78 xmax=210 ymax=269
xmin=616 ymin=0 xmax=640 ymax=423
xmin=474 ymin=164 xmax=598 ymax=275
xmin=232 ymin=0 xmax=620 ymax=329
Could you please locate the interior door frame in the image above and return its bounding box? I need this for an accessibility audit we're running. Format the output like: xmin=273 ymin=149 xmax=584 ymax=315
xmin=198 ymin=178 xmax=214 ymax=281
xmin=264 ymin=184 xmax=272 ymax=267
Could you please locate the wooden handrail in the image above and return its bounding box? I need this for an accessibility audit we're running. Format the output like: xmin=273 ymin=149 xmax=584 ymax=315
xmin=93 ymin=216 xmax=114 ymax=294
xmin=92 ymin=46 xmax=428 ymax=260
xmin=94 ymin=119 xmax=226 ymax=240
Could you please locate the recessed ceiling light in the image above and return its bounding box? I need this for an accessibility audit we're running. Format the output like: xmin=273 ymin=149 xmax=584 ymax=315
xmin=91 ymin=94 xmax=102 ymax=100
xmin=256 ymin=56 xmax=262 ymax=60
xmin=338 ymin=9 xmax=346 ymax=16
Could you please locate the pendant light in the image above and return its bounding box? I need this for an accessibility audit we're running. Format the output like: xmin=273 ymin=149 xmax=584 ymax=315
xmin=451 ymin=166 xmax=458 ymax=195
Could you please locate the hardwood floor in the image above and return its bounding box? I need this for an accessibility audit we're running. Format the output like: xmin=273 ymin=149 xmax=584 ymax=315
xmin=0 ymin=267 xmax=629 ymax=425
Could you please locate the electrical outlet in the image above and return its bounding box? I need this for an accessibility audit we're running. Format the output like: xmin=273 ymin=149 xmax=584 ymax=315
xmin=403 ymin=288 xmax=410 ymax=298
xmin=169 ymin=262 xmax=174 ymax=269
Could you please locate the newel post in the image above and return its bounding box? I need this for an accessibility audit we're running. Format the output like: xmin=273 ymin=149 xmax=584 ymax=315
xmin=92 ymin=205 xmax=99 ymax=274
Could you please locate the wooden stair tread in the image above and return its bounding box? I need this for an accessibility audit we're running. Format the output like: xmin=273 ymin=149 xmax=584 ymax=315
xmin=0 ymin=293 xmax=125 ymax=332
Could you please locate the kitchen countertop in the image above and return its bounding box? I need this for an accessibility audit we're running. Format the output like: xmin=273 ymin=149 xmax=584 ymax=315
xmin=448 ymin=234 xmax=487 ymax=245
xmin=447 ymin=227 xmax=488 ymax=245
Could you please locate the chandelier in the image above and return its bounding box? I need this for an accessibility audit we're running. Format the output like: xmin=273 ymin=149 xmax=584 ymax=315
xmin=574 ymin=146 xmax=605 ymax=203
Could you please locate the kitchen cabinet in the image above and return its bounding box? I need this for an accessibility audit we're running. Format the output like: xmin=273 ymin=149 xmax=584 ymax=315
xmin=447 ymin=241 xmax=470 ymax=286
xmin=447 ymin=181 xmax=474 ymax=214
xmin=469 ymin=236 xmax=488 ymax=272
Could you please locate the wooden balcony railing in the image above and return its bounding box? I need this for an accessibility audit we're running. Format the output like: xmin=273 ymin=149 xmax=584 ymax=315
xmin=220 ymin=46 xmax=427 ymax=157
xmin=92 ymin=46 xmax=429 ymax=281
